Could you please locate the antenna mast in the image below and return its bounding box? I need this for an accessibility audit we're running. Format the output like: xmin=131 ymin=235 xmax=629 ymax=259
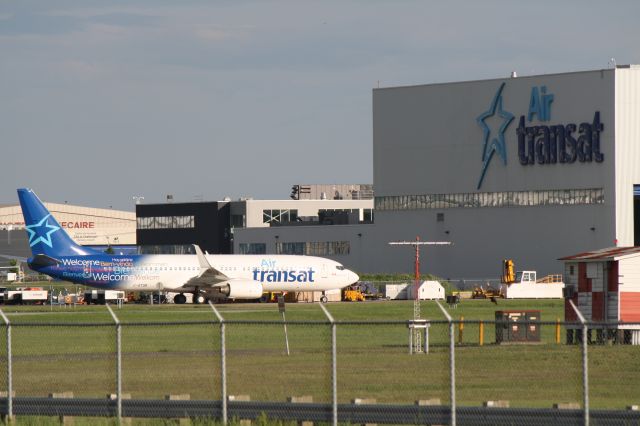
xmin=389 ymin=237 xmax=451 ymax=351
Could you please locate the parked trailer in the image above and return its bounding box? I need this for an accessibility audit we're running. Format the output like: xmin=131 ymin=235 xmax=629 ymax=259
xmin=384 ymin=281 xmax=445 ymax=300
xmin=84 ymin=290 xmax=126 ymax=305
xmin=0 ymin=287 xmax=48 ymax=304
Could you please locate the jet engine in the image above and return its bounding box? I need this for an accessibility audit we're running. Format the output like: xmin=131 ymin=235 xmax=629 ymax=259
xmin=219 ymin=280 xmax=263 ymax=299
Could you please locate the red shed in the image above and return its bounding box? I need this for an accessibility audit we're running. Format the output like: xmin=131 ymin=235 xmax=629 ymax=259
xmin=560 ymin=247 xmax=640 ymax=345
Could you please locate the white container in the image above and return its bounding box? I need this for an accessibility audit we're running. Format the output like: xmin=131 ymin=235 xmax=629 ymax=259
xmin=384 ymin=284 xmax=410 ymax=300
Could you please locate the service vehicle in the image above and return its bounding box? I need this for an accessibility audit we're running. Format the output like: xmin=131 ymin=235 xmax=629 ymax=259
xmin=0 ymin=287 xmax=48 ymax=304
xmin=499 ymin=259 xmax=564 ymax=299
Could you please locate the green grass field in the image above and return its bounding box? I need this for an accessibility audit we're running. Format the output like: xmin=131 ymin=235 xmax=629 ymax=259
xmin=0 ymin=298 xmax=638 ymax=411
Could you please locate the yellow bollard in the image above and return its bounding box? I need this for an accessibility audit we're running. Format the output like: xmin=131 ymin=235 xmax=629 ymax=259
xmin=479 ymin=321 xmax=484 ymax=346
xmin=556 ymin=317 xmax=561 ymax=344
xmin=458 ymin=316 xmax=464 ymax=344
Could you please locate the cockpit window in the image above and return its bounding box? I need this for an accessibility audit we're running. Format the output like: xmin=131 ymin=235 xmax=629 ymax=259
xmin=336 ymin=265 xmax=345 ymax=270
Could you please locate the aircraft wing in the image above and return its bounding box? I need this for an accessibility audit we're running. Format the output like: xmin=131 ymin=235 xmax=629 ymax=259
xmin=182 ymin=245 xmax=230 ymax=288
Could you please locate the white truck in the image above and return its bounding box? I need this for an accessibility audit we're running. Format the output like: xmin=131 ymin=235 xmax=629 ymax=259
xmin=84 ymin=290 xmax=126 ymax=305
xmin=500 ymin=271 xmax=565 ymax=299
xmin=0 ymin=287 xmax=49 ymax=304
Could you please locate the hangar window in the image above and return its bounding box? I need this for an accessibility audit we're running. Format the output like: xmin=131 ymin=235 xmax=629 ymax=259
xmin=239 ymin=243 xmax=266 ymax=254
xmin=137 ymin=216 xmax=194 ymax=229
xmin=276 ymin=242 xmax=304 ymax=255
xmin=375 ymin=188 xmax=604 ymax=211
xmin=276 ymin=241 xmax=350 ymax=256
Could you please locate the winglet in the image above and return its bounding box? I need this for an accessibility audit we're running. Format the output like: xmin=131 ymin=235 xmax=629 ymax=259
xmin=193 ymin=244 xmax=213 ymax=270
xmin=192 ymin=244 xmax=228 ymax=282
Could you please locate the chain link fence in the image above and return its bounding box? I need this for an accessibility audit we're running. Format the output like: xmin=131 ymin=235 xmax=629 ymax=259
xmin=0 ymin=302 xmax=638 ymax=425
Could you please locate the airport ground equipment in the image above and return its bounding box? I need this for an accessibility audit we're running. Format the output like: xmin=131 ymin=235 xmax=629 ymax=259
xmin=499 ymin=259 xmax=564 ymax=298
xmin=407 ymin=319 xmax=431 ymax=354
xmin=357 ymin=282 xmax=384 ymax=299
xmin=446 ymin=294 xmax=460 ymax=307
xmin=340 ymin=281 xmax=388 ymax=301
xmin=471 ymin=284 xmax=503 ymax=299
xmin=84 ymin=289 xmax=126 ymax=305
xmin=0 ymin=287 xmax=48 ymax=304
xmin=388 ymin=237 xmax=451 ymax=354
xmin=388 ymin=238 xmax=451 ymax=337
xmin=342 ymin=285 xmax=365 ymax=302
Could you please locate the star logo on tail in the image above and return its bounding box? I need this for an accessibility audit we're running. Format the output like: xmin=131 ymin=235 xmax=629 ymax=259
xmin=25 ymin=214 xmax=60 ymax=248
xmin=476 ymin=82 xmax=514 ymax=189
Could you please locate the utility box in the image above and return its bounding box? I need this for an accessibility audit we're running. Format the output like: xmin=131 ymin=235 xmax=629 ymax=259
xmin=495 ymin=310 xmax=541 ymax=344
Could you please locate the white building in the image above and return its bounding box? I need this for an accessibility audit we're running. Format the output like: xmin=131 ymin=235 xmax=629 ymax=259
xmin=361 ymin=65 xmax=639 ymax=279
xmin=232 ymin=198 xmax=373 ymax=259
xmin=561 ymin=246 xmax=640 ymax=344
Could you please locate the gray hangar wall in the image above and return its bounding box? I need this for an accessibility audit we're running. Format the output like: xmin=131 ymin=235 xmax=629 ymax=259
xmin=367 ymin=68 xmax=640 ymax=279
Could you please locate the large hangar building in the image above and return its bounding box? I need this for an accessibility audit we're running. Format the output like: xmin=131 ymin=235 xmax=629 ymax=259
xmin=369 ymin=65 xmax=640 ymax=278
xmin=0 ymin=202 xmax=136 ymax=259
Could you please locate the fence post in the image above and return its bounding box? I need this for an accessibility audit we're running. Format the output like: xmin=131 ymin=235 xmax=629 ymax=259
xmin=0 ymin=308 xmax=12 ymax=421
xmin=436 ymin=301 xmax=455 ymax=426
xmin=105 ymin=304 xmax=122 ymax=423
xmin=319 ymin=303 xmax=337 ymax=426
xmin=569 ymin=300 xmax=589 ymax=426
xmin=209 ymin=302 xmax=227 ymax=425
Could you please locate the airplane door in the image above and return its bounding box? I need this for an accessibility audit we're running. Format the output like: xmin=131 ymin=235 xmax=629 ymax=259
xmin=321 ymin=264 xmax=328 ymax=278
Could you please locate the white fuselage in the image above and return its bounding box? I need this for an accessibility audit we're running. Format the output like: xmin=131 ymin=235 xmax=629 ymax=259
xmin=53 ymin=253 xmax=358 ymax=294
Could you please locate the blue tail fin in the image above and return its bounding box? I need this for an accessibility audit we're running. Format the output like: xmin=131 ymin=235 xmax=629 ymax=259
xmin=18 ymin=188 xmax=98 ymax=257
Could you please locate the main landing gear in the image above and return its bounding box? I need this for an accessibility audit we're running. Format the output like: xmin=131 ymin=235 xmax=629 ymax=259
xmin=173 ymin=293 xmax=206 ymax=304
xmin=193 ymin=286 xmax=206 ymax=304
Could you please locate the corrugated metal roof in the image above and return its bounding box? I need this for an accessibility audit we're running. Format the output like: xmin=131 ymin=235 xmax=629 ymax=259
xmin=560 ymin=246 xmax=640 ymax=261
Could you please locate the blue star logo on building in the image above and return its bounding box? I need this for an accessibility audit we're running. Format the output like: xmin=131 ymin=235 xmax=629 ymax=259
xmin=25 ymin=214 xmax=60 ymax=248
xmin=476 ymin=82 xmax=514 ymax=189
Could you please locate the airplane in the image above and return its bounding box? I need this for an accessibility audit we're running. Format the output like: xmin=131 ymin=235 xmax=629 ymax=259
xmin=6 ymin=188 xmax=359 ymax=304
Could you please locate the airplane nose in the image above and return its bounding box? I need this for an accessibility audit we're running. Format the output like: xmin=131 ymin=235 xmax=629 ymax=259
xmin=349 ymin=270 xmax=359 ymax=284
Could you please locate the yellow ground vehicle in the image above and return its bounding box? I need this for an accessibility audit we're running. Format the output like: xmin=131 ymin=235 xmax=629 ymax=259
xmin=471 ymin=284 xmax=503 ymax=299
xmin=342 ymin=285 xmax=365 ymax=302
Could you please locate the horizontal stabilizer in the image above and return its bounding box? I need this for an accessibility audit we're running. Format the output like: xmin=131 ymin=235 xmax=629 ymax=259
xmin=29 ymin=254 xmax=61 ymax=267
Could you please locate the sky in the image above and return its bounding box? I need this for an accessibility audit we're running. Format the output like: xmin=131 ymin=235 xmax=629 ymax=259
xmin=2 ymin=0 xmax=639 ymax=210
